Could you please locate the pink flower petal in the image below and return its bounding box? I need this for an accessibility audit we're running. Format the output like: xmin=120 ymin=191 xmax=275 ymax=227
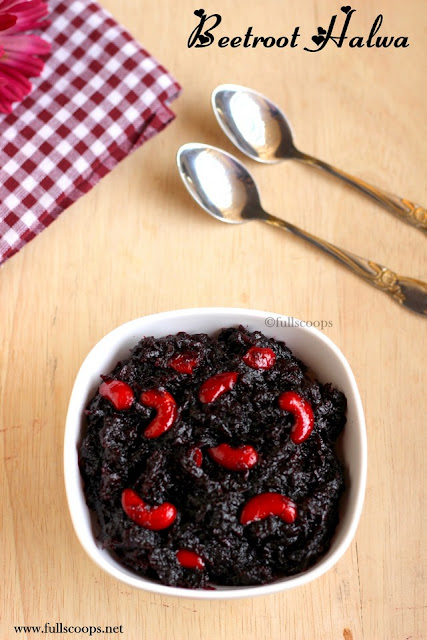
xmin=0 ymin=12 xmax=16 ymax=31
xmin=1 ymin=50 xmax=44 ymax=75
xmin=0 ymin=0 xmax=24 ymax=10
xmin=0 ymin=82 xmax=29 ymax=112
xmin=5 ymin=2 xmax=50 ymax=33
xmin=0 ymin=0 xmax=50 ymax=113
xmin=0 ymin=63 xmax=32 ymax=92
xmin=0 ymin=77 xmax=25 ymax=100
xmin=0 ymin=33 xmax=50 ymax=54
xmin=0 ymin=96 xmax=14 ymax=114
xmin=2 ymin=1 xmax=49 ymax=19
xmin=0 ymin=0 xmax=21 ymax=11
xmin=0 ymin=0 xmax=47 ymax=13
xmin=7 ymin=17 xmax=50 ymax=33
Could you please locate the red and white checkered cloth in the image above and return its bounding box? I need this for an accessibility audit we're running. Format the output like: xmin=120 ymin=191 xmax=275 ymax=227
xmin=0 ymin=0 xmax=181 ymax=266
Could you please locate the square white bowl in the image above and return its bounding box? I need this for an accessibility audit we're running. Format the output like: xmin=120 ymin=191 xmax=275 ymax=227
xmin=64 ymin=307 xmax=367 ymax=599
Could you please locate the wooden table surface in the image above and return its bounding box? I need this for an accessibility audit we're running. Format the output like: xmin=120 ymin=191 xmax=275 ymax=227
xmin=1 ymin=1 xmax=426 ymax=639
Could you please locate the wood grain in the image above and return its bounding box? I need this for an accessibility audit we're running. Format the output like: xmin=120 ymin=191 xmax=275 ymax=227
xmin=1 ymin=1 xmax=426 ymax=639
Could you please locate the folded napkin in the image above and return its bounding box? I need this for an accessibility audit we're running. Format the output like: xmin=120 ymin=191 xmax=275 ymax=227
xmin=0 ymin=0 xmax=180 ymax=266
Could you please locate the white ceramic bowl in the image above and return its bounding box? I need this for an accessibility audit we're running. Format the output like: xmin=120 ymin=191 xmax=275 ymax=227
xmin=64 ymin=308 xmax=366 ymax=599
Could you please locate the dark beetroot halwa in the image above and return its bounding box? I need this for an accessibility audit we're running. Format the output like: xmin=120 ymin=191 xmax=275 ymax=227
xmin=79 ymin=327 xmax=346 ymax=589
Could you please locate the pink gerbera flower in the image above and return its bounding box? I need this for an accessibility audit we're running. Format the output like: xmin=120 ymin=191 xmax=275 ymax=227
xmin=0 ymin=0 xmax=51 ymax=114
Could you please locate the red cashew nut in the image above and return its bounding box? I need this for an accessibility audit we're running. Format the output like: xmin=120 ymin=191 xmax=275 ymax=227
xmin=208 ymin=443 xmax=259 ymax=471
xmin=99 ymin=379 xmax=134 ymax=410
xmin=240 ymin=492 xmax=297 ymax=525
xmin=243 ymin=346 xmax=276 ymax=370
xmin=140 ymin=389 xmax=177 ymax=438
xmin=199 ymin=372 xmax=239 ymax=404
xmin=278 ymin=391 xmax=314 ymax=444
xmin=176 ymin=549 xmax=205 ymax=570
xmin=121 ymin=488 xmax=177 ymax=530
xmin=168 ymin=352 xmax=199 ymax=374
xmin=189 ymin=446 xmax=203 ymax=467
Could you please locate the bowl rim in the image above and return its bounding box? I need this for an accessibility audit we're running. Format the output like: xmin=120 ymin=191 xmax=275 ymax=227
xmin=64 ymin=307 xmax=367 ymax=599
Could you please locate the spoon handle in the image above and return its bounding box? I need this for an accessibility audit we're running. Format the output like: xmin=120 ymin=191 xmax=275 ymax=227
xmin=263 ymin=213 xmax=427 ymax=317
xmin=294 ymin=151 xmax=427 ymax=234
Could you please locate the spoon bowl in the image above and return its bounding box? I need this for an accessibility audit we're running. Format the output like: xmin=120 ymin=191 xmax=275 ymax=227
xmin=212 ymin=84 xmax=296 ymax=163
xmin=177 ymin=142 xmax=260 ymax=224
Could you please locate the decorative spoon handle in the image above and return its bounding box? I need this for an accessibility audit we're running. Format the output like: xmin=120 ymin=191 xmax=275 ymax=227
xmin=262 ymin=212 xmax=427 ymax=317
xmin=294 ymin=151 xmax=427 ymax=234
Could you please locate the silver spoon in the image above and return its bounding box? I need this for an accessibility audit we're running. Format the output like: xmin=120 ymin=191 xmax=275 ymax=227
xmin=212 ymin=84 xmax=427 ymax=234
xmin=177 ymin=143 xmax=427 ymax=317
